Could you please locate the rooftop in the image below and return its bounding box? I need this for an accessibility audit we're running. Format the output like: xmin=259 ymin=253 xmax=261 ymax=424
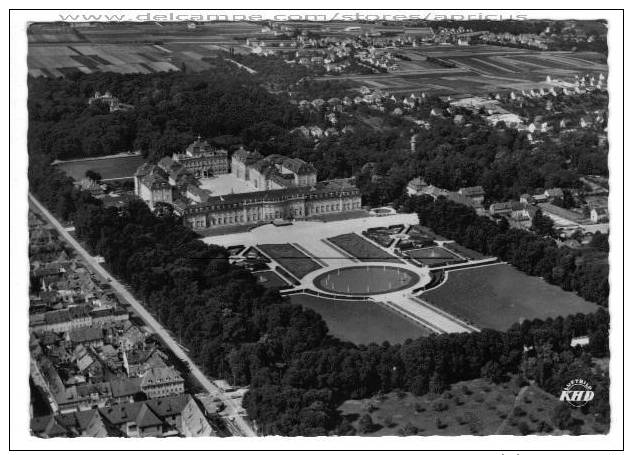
xmin=141 ymin=366 xmax=184 ymax=387
xmin=185 ymin=179 xmax=359 ymax=213
xmin=68 ymin=326 xmax=103 ymax=344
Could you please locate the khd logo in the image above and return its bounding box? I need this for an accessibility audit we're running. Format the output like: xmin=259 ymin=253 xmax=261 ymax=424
xmin=559 ymin=378 xmax=594 ymax=407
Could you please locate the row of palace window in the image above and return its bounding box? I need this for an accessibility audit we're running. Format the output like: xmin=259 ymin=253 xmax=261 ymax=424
xmin=191 ymin=200 xmax=361 ymax=228
xmin=308 ymin=201 xmax=361 ymax=214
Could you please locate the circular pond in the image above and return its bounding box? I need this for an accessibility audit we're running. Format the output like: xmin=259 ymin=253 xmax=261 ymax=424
xmin=313 ymin=265 xmax=420 ymax=296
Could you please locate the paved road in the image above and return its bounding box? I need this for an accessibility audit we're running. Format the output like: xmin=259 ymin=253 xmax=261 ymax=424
xmin=29 ymin=193 xmax=257 ymax=437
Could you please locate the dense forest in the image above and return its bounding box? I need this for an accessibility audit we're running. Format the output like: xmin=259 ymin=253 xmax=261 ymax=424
xmin=28 ymin=65 xmax=608 ymax=206
xmin=28 ymin=162 xmax=610 ymax=435
xmin=27 ymin=60 xmax=303 ymax=162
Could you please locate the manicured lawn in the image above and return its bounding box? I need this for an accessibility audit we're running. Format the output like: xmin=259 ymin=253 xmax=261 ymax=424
xmin=252 ymin=270 xmax=289 ymax=290
xmin=408 ymin=225 xmax=448 ymax=241
xmin=54 ymin=154 xmax=145 ymax=181
xmin=289 ymin=294 xmax=431 ymax=345
xmin=405 ymin=246 xmax=462 ymax=266
xmin=328 ymin=233 xmax=401 ymax=263
xmin=257 ymin=243 xmax=322 ymax=278
xmin=339 ymin=376 xmax=607 ymax=436
xmin=313 ymin=266 xmax=419 ymax=295
xmin=442 ymin=242 xmax=490 ymax=260
xmin=422 ymin=263 xmax=599 ymax=331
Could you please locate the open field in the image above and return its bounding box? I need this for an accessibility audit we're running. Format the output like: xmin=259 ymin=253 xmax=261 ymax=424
xmin=53 ymin=153 xmax=145 ymax=181
xmin=422 ymin=263 xmax=599 ymax=331
xmin=328 ymin=233 xmax=402 ymax=263
xmin=257 ymin=243 xmax=322 ymax=278
xmin=339 ymin=376 xmax=607 ymax=436
xmin=289 ymin=294 xmax=431 ymax=345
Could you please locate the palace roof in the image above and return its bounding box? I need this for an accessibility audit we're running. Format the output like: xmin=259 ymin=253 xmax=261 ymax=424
xmin=184 ymin=179 xmax=359 ymax=214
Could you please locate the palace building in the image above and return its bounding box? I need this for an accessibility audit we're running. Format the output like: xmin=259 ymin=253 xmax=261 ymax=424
xmin=231 ymin=149 xmax=317 ymax=190
xmin=134 ymin=142 xmax=362 ymax=230
xmin=182 ymin=178 xmax=362 ymax=230
xmin=172 ymin=137 xmax=229 ymax=177
xmin=134 ymin=163 xmax=173 ymax=210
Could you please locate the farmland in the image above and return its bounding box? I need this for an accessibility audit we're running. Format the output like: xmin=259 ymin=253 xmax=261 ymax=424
xmin=27 ymin=22 xmax=260 ymax=78
xmin=289 ymin=293 xmax=431 ymax=345
xmin=318 ymin=45 xmax=607 ymax=96
xmin=339 ymin=376 xmax=608 ymax=436
xmin=422 ymin=263 xmax=599 ymax=331
xmin=28 ymin=22 xmax=607 ymax=99
xmin=257 ymin=243 xmax=323 ymax=278
xmin=328 ymin=233 xmax=402 ymax=263
xmin=53 ymin=153 xmax=145 ymax=181
xmin=28 ymin=43 xmax=180 ymax=78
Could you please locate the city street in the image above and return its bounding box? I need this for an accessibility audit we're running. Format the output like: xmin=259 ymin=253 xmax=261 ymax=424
xmin=28 ymin=193 xmax=257 ymax=437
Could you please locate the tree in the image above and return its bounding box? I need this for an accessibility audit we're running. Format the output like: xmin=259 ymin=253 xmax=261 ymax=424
xmin=398 ymin=422 xmax=419 ymax=435
xmin=589 ymin=232 xmax=609 ymax=252
xmin=358 ymin=414 xmax=377 ymax=434
xmin=532 ymin=209 xmax=555 ymax=236
xmin=518 ymin=421 xmax=532 ymax=435
xmin=429 ymin=371 xmax=447 ymax=394
xmin=481 ymin=360 xmax=506 ymax=384
xmin=85 ymin=169 xmax=102 ymax=181
xmin=551 ymin=403 xmax=574 ymax=430
xmin=588 ymin=327 xmax=609 ymax=357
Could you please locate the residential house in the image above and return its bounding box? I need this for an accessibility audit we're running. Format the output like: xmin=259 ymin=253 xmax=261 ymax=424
xmin=73 ymin=344 xmax=105 ymax=382
xmin=91 ymin=307 xmax=129 ymax=327
xmin=489 ymin=201 xmax=525 ymax=216
xmin=570 ymin=335 xmax=590 ymax=347
xmin=147 ymin=394 xmax=213 ymax=437
xmin=56 ymin=382 xmax=113 ymax=414
xmin=30 ymin=415 xmax=70 ymax=438
xmin=458 ymin=186 xmax=486 ymax=205
xmin=125 ymin=349 xmax=169 ymax=377
xmin=528 ymin=121 xmax=549 ymax=133
xmin=510 ymin=204 xmax=538 ymax=228
xmin=96 ymin=394 xmax=213 ymax=437
xmin=590 ymin=207 xmax=609 ymax=223
xmin=56 ymin=409 xmax=110 ymax=437
xmin=67 ymin=327 xmax=104 ymax=348
xmin=445 ymin=191 xmax=485 ymax=215
xmin=544 ymin=188 xmax=564 ymax=200
xmin=406 ymin=177 xmax=428 ymax=196
xmin=98 ymin=401 xmax=163 ymax=437
xmin=30 ymin=306 xmax=93 ymax=334
xmin=118 ymin=324 xmax=147 ymax=352
xmin=139 ymin=366 xmax=185 ymax=399
xmin=580 ymin=116 xmax=594 ymax=128
xmin=110 ymin=377 xmax=143 ymax=404
xmin=309 ymin=126 xmax=324 ymax=138
xmin=532 ymin=194 xmax=548 ymax=204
